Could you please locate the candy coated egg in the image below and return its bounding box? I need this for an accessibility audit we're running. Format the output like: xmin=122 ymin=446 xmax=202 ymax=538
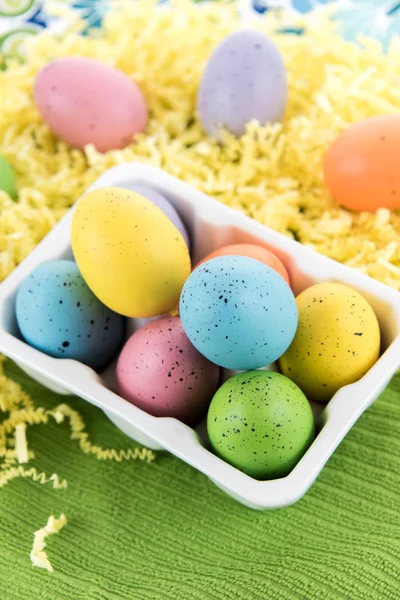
xmin=0 ymin=156 xmax=16 ymax=199
xmin=207 ymin=371 xmax=314 ymax=479
xmin=123 ymin=183 xmax=190 ymax=249
xmin=324 ymin=115 xmax=400 ymax=211
xmin=197 ymin=30 xmax=287 ymax=138
xmin=279 ymin=282 xmax=380 ymax=402
xmin=196 ymin=243 xmax=289 ymax=285
xmin=34 ymin=57 xmax=148 ymax=151
xmin=180 ymin=255 xmax=298 ymax=370
xmin=71 ymin=187 xmax=191 ymax=318
xmin=116 ymin=316 xmax=220 ymax=424
xmin=16 ymin=260 xmax=125 ymax=370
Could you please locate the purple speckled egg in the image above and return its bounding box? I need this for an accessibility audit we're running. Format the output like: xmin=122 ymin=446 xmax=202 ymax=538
xmin=116 ymin=316 xmax=220 ymax=424
xmin=197 ymin=30 xmax=287 ymax=138
xmin=122 ymin=183 xmax=190 ymax=250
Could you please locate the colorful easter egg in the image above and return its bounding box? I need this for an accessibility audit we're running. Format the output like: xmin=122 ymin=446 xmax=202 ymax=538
xmin=207 ymin=370 xmax=314 ymax=479
xmin=16 ymin=260 xmax=125 ymax=370
xmin=324 ymin=115 xmax=400 ymax=211
xmin=34 ymin=57 xmax=147 ymax=151
xmin=198 ymin=30 xmax=287 ymax=138
xmin=180 ymin=255 xmax=297 ymax=370
xmin=71 ymin=187 xmax=191 ymax=318
xmin=117 ymin=316 xmax=220 ymax=424
xmin=279 ymin=282 xmax=381 ymax=402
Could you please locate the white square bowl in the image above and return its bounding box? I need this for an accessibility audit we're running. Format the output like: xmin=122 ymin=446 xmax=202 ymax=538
xmin=1 ymin=163 xmax=399 ymax=509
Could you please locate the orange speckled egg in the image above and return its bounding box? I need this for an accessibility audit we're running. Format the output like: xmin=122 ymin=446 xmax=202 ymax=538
xmin=195 ymin=243 xmax=290 ymax=285
xmin=323 ymin=114 xmax=400 ymax=212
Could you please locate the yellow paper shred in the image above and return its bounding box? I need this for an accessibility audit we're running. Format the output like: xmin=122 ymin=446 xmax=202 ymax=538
xmin=30 ymin=514 xmax=67 ymax=573
xmin=0 ymin=360 xmax=153 ymax=572
xmin=15 ymin=423 xmax=28 ymax=464
xmin=0 ymin=355 xmax=155 ymax=492
xmin=51 ymin=404 xmax=155 ymax=462
xmin=0 ymin=0 xmax=399 ymax=288
xmin=0 ymin=467 xmax=68 ymax=489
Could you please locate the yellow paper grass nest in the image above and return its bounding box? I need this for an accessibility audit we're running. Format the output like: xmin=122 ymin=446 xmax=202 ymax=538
xmin=1 ymin=0 xmax=400 ymax=288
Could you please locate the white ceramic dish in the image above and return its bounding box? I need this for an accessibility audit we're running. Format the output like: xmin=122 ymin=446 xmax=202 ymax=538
xmin=1 ymin=163 xmax=399 ymax=509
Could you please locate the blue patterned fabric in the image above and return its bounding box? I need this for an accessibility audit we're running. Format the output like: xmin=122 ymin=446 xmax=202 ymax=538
xmin=252 ymin=0 xmax=400 ymax=49
xmin=69 ymin=0 xmax=109 ymax=33
xmin=335 ymin=0 xmax=400 ymax=50
xmin=0 ymin=0 xmax=400 ymax=59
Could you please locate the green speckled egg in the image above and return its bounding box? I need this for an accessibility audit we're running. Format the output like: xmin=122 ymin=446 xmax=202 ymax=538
xmin=279 ymin=282 xmax=380 ymax=403
xmin=207 ymin=371 xmax=314 ymax=479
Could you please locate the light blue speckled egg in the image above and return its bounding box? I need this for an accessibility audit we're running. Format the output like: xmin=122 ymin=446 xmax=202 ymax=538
xmin=180 ymin=255 xmax=298 ymax=370
xmin=16 ymin=260 xmax=125 ymax=370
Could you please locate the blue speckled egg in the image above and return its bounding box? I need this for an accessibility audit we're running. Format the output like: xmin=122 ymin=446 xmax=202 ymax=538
xmin=179 ymin=256 xmax=298 ymax=370
xmin=16 ymin=260 xmax=125 ymax=370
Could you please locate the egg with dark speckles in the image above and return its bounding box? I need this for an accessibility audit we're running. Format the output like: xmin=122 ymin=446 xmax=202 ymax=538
xmin=116 ymin=316 xmax=220 ymax=424
xmin=197 ymin=30 xmax=287 ymax=138
xmin=72 ymin=187 xmax=191 ymax=318
xmin=34 ymin=57 xmax=148 ymax=152
xmin=279 ymin=282 xmax=381 ymax=402
xmin=207 ymin=370 xmax=314 ymax=479
xmin=16 ymin=260 xmax=125 ymax=370
xmin=180 ymin=255 xmax=298 ymax=370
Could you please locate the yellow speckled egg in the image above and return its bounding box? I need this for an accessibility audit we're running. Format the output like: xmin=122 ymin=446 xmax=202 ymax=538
xmin=71 ymin=187 xmax=191 ymax=318
xmin=279 ymin=282 xmax=380 ymax=403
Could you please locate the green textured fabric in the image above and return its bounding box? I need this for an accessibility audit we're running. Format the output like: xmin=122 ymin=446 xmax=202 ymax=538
xmin=1 ymin=359 xmax=400 ymax=600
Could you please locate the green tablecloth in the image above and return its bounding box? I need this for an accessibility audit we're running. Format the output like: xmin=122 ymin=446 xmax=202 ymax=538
xmin=1 ymin=359 xmax=399 ymax=600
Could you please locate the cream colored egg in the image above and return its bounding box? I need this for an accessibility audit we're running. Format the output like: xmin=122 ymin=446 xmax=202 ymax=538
xmin=279 ymin=282 xmax=380 ymax=402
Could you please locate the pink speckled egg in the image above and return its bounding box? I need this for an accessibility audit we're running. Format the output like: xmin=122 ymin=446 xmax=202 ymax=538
xmin=34 ymin=57 xmax=148 ymax=152
xmin=116 ymin=316 xmax=220 ymax=424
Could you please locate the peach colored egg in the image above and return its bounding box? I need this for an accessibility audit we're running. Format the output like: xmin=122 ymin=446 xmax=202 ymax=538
xmin=324 ymin=114 xmax=400 ymax=212
xmin=195 ymin=243 xmax=290 ymax=285
xmin=34 ymin=57 xmax=148 ymax=152
xmin=116 ymin=316 xmax=220 ymax=424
